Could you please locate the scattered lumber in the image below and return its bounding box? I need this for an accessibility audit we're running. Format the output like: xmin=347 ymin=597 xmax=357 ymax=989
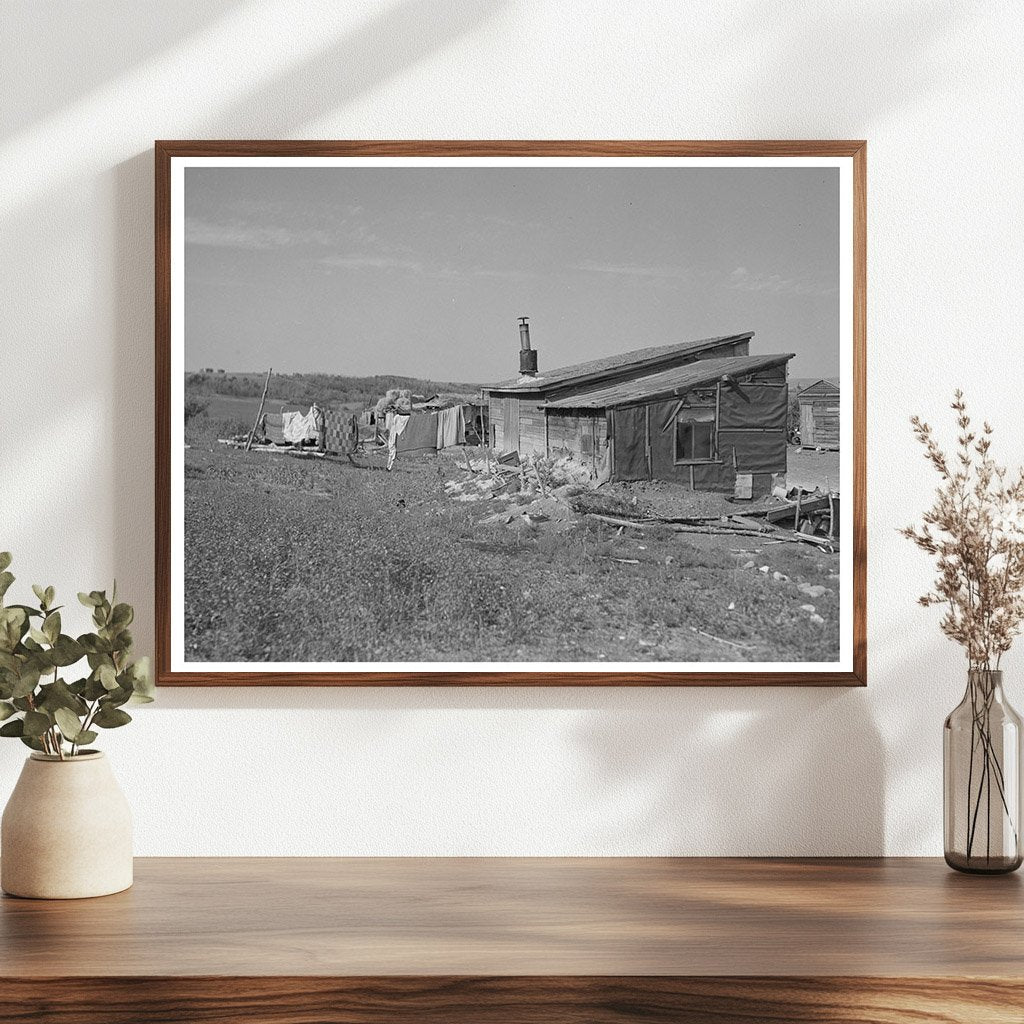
xmin=728 ymin=514 xmax=775 ymax=533
xmin=585 ymin=513 xmax=651 ymax=531
xmin=754 ymin=495 xmax=831 ymax=524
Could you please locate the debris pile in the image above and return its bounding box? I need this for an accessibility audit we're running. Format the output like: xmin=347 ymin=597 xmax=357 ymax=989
xmin=441 ymin=449 xmax=840 ymax=552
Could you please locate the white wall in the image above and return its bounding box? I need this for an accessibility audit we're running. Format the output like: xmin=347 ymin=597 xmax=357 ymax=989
xmin=1 ymin=0 xmax=1022 ymax=855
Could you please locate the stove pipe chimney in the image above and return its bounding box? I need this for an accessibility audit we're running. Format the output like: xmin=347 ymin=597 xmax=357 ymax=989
xmin=518 ymin=316 xmax=537 ymax=376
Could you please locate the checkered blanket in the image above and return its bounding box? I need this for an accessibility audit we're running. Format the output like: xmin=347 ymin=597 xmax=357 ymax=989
xmin=323 ymin=409 xmax=359 ymax=453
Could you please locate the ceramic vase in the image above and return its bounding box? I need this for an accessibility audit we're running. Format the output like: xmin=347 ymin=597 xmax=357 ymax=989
xmin=1 ymin=751 xmax=133 ymax=898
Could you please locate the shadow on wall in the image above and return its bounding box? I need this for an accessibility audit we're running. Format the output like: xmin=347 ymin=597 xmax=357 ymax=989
xmin=571 ymin=687 xmax=885 ymax=855
xmin=727 ymin=1 xmax=974 ymax=134
xmin=198 ymin=0 xmax=509 ymax=137
xmin=112 ymin=151 xmax=157 ymax=653
xmin=146 ymin=682 xmax=885 ymax=856
xmin=0 ymin=1 xmax=244 ymax=139
xmin=106 ymin=0 xmax=510 ymax=659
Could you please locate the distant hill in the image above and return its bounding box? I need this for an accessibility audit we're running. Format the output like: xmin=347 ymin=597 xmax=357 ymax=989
xmin=185 ymin=370 xmax=483 ymax=408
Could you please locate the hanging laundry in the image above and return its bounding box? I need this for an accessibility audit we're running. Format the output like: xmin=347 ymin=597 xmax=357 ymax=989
xmin=436 ymin=405 xmax=466 ymax=449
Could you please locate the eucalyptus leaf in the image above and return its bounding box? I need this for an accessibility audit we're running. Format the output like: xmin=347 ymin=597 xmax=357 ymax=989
xmin=0 ymin=701 xmax=16 ymax=721
xmin=0 ymin=607 xmax=27 ymax=651
xmin=44 ymin=586 xmax=55 ymax=608
xmin=11 ymin=666 xmax=42 ymax=699
xmin=98 ymin=663 xmax=118 ymax=690
xmin=74 ymin=730 xmax=98 ymax=746
xmin=83 ymin=675 xmax=108 ymax=701
xmin=0 ymin=572 xmax=14 ymax=601
xmin=130 ymin=657 xmax=154 ymax=697
xmin=110 ymin=604 xmax=133 ymax=629
xmin=80 ymin=635 xmax=112 ymax=655
xmin=77 ymin=592 xmax=100 ymax=608
xmin=93 ymin=705 xmax=132 ymax=729
xmin=104 ymin=685 xmax=132 ymax=708
xmin=22 ymin=711 xmax=51 ymax=738
xmin=0 ymin=719 xmax=24 ymax=737
xmin=28 ymin=627 xmax=49 ymax=646
xmin=31 ymin=584 xmax=47 ymax=608
xmin=37 ymin=679 xmax=88 ymax=716
xmin=0 ymin=552 xmax=11 ymax=573
xmin=8 ymin=604 xmax=43 ymax=619
xmin=42 ymin=611 xmax=60 ymax=644
xmin=54 ymin=707 xmax=85 ymax=741
xmin=19 ymin=735 xmax=45 ymax=752
xmin=50 ymin=635 xmax=85 ymax=667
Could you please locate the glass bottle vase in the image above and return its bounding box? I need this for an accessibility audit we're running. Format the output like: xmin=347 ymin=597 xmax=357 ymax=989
xmin=944 ymin=669 xmax=1023 ymax=873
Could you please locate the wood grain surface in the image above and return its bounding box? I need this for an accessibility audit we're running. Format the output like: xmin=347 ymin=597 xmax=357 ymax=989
xmin=3 ymin=856 xmax=1021 ymax=977
xmin=0 ymin=976 xmax=1022 ymax=1024
xmin=155 ymin=139 xmax=867 ymax=687
xmin=2 ymin=857 xmax=1020 ymax=1023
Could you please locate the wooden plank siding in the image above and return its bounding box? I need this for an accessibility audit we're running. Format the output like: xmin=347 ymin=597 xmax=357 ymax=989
xmin=489 ymin=396 xmax=505 ymax=450
xmin=547 ymin=409 xmax=607 ymax=463
xmin=517 ymin=402 xmax=549 ymax=456
xmin=799 ymin=397 xmax=840 ymax=450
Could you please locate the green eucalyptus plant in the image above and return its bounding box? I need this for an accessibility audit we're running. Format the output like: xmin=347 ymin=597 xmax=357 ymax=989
xmin=0 ymin=552 xmax=153 ymax=759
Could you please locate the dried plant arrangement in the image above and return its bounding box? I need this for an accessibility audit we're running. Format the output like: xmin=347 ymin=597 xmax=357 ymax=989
xmin=903 ymin=391 xmax=1024 ymax=871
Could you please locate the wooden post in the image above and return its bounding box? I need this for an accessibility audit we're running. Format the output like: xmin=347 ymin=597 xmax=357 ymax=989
xmin=827 ymin=478 xmax=836 ymax=540
xmin=794 ymin=489 xmax=803 ymax=532
xmin=245 ymin=368 xmax=272 ymax=451
xmin=533 ymin=461 xmax=547 ymax=498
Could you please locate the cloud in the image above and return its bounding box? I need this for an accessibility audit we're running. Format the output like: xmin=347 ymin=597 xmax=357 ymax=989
xmin=319 ymin=253 xmax=424 ymax=273
xmin=729 ymin=266 xmax=836 ymax=296
xmin=470 ymin=267 xmax=538 ymax=280
xmin=184 ymin=217 xmax=333 ymax=250
xmin=572 ymin=260 xmax=693 ymax=281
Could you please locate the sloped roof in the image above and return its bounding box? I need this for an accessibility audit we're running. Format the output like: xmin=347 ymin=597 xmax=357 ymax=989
xmin=488 ymin=332 xmax=755 ymax=393
xmin=797 ymin=378 xmax=840 ymax=398
xmin=542 ymin=354 xmax=794 ymax=409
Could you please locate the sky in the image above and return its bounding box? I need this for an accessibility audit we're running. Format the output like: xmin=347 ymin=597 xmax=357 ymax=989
xmin=184 ymin=165 xmax=840 ymax=383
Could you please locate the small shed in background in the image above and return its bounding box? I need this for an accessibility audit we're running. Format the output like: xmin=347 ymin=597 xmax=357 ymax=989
xmin=796 ymin=379 xmax=840 ymax=450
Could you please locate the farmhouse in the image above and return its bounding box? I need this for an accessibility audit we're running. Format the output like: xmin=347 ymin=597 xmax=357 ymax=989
xmin=796 ymin=378 xmax=840 ymax=451
xmin=485 ymin=321 xmax=795 ymax=497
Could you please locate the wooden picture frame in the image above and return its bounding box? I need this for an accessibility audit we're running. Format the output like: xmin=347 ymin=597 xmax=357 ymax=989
xmin=156 ymin=140 xmax=866 ymax=686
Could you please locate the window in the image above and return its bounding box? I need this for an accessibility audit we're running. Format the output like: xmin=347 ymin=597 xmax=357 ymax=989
xmin=674 ymin=408 xmax=716 ymax=463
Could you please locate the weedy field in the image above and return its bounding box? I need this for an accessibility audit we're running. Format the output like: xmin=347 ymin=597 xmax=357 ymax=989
xmin=183 ymin=421 xmax=841 ymax=665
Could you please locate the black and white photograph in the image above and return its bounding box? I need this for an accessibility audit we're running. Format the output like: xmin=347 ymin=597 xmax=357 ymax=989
xmin=160 ymin=147 xmax=861 ymax=683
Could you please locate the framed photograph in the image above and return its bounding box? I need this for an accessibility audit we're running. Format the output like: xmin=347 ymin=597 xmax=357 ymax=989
xmin=156 ymin=141 xmax=865 ymax=686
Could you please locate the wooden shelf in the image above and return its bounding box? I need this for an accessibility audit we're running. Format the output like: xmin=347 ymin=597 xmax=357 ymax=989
xmin=2 ymin=857 xmax=1021 ymax=1022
